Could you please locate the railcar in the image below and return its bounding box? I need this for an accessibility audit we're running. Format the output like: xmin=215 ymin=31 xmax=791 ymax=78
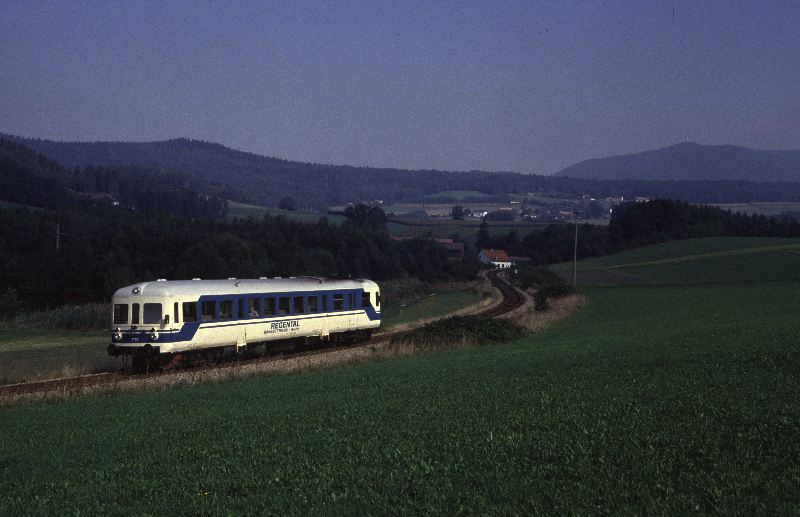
xmin=108 ymin=277 xmax=381 ymax=368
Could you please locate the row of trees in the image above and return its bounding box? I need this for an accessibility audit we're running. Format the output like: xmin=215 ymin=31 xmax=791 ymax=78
xmin=0 ymin=203 xmax=478 ymax=310
xmin=479 ymin=199 xmax=800 ymax=265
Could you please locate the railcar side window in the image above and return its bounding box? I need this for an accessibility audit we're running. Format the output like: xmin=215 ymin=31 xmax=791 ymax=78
xmin=237 ymin=299 xmax=244 ymax=319
xmin=220 ymin=300 xmax=233 ymax=320
xmin=183 ymin=302 xmax=198 ymax=322
xmin=132 ymin=303 xmax=140 ymax=324
xmin=308 ymin=296 xmax=318 ymax=313
xmin=113 ymin=304 xmax=128 ymax=324
xmin=143 ymin=303 xmax=162 ymax=324
xmin=201 ymin=301 xmax=215 ymax=321
xmin=349 ymin=293 xmax=356 ymax=309
xmin=278 ymin=297 xmax=290 ymax=315
xmin=333 ymin=294 xmax=343 ymax=311
xmin=173 ymin=302 xmax=179 ymax=324
xmin=264 ymin=298 xmax=276 ymax=316
xmin=362 ymin=291 xmax=370 ymax=308
xmin=293 ymin=296 xmax=305 ymax=314
xmin=248 ymin=299 xmax=261 ymax=317
xmin=322 ymin=295 xmax=328 ymax=312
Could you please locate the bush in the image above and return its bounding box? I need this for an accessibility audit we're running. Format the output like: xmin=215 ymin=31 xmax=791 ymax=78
xmin=0 ymin=288 xmax=22 ymax=319
xmin=9 ymin=303 xmax=107 ymax=331
xmin=391 ymin=316 xmax=527 ymax=350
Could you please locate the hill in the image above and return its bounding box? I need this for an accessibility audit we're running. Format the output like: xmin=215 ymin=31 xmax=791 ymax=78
xmin=0 ymin=139 xmax=226 ymax=218
xmin=1 ymin=237 xmax=797 ymax=512
xmin=7 ymin=134 xmax=800 ymax=207
xmin=556 ymin=142 xmax=800 ymax=182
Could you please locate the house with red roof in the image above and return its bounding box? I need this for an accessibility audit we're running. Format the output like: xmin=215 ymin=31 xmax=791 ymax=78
xmin=478 ymin=249 xmax=512 ymax=269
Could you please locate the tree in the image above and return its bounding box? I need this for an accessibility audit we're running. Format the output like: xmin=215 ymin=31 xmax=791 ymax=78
xmin=476 ymin=218 xmax=490 ymax=250
xmin=278 ymin=197 xmax=297 ymax=211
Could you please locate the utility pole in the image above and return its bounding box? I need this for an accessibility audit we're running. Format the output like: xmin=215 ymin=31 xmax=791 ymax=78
xmin=572 ymin=206 xmax=578 ymax=287
xmin=55 ymin=222 xmax=63 ymax=252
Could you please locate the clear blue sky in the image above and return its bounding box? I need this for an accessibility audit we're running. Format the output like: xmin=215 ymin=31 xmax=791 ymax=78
xmin=1 ymin=1 xmax=798 ymax=174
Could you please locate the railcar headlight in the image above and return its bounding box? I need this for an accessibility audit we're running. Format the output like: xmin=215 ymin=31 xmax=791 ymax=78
xmin=149 ymin=328 xmax=159 ymax=341
xmin=113 ymin=328 xmax=122 ymax=340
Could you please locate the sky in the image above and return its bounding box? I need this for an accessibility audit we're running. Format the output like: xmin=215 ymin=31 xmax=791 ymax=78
xmin=1 ymin=1 xmax=798 ymax=175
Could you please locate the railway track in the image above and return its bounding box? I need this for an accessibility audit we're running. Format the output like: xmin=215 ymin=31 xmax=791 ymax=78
xmin=0 ymin=270 xmax=526 ymax=399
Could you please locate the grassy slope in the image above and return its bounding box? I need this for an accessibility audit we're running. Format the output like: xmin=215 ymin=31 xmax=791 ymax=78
xmin=380 ymin=290 xmax=480 ymax=328
xmin=0 ymin=330 xmax=111 ymax=384
xmin=1 ymin=238 xmax=798 ymax=513
xmin=226 ymin=201 xmax=345 ymax=224
xmin=554 ymin=236 xmax=800 ymax=286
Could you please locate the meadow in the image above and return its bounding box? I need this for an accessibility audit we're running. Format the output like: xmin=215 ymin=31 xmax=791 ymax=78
xmin=0 ymin=330 xmax=111 ymax=384
xmin=0 ymin=237 xmax=797 ymax=513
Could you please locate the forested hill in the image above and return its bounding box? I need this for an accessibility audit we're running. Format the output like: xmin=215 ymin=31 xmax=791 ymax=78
xmin=0 ymin=139 xmax=226 ymax=218
xmin=555 ymin=142 xmax=800 ymax=182
xmin=7 ymin=134 xmax=800 ymax=207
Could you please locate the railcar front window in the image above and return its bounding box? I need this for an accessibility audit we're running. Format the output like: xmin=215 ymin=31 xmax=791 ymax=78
xmin=220 ymin=300 xmax=233 ymax=320
xmin=183 ymin=302 xmax=198 ymax=322
xmin=308 ymin=296 xmax=318 ymax=313
xmin=201 ymin=301 xmax=215 ymax=321
xmin=278 ymin=297 xmax=290 ymax=315
xmin=132 ymin=303 xmax=140 ymax=324
xmin=143 ymin=303 xmax=162 ymax=324
xmin=376 ymin=293 xmax=381 ymax=308
xmin=333 ymin=294 xmax=343 ymax=311
xmin=113 ymin=304 xmax=128 ymax=324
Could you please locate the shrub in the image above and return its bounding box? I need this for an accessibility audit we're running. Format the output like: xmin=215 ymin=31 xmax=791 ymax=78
xmin=391 ymin=316 xmax=527 ymax=351
xmin=10 ymin=303 xmax=107 ymax=331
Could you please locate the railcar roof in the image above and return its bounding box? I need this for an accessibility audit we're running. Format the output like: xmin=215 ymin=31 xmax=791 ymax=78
xmin=112 ymin=277 xmax=378 ymax=299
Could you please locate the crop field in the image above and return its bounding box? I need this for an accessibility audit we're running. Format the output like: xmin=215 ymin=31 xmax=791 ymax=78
xmin=1 ymin=238 xmax=798 ymax=513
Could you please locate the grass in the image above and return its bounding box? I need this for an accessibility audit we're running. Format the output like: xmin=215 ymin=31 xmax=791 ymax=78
xmin=424 ymin=190 xmax=492 ymax=200
xmin=226 ymin=201 xmax=345 ymax=224
xmin=1 ymin=237 xmax=798 ymax=512
xmin=380 ymin=289 xmax=482 ymax=328
xmin=553 ymin=237 xmax=800 ymax=286
xmin=0 ymin=330 xmax=111 ymax=384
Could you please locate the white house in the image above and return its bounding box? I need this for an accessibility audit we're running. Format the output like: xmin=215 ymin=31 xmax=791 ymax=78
xmin=478 ymin=249 xmax=512 ymax=269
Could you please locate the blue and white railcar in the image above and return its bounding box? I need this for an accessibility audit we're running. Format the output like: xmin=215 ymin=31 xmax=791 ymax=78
xmin=108 ymin=277 xmax=381 ymax=358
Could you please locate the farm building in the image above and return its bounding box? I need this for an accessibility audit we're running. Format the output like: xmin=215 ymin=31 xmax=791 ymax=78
xmin=478 ymin=249 xmax=512 ymax=268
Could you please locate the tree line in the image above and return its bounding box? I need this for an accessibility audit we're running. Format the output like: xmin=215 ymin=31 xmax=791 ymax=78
xmin=0 ymin=203 xmax=478 ymax=311
xmin=479 ymin=199 xmax=800 ymax=265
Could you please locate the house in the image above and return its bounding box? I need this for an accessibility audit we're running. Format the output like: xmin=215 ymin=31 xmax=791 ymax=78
xmin=478 ymin=249 xmax=512 ymax=269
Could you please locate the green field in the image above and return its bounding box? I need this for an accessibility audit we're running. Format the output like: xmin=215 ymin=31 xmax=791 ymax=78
xmin=226 ymin=201 xmax=345 ymax=224
xmin=0 ymin=330 xmax=111 ymax=384
xmin=380 ymin=289 xmax=481 ymax=328
xmin=424 ymin=190 xmax=492 ymax=200
xmin=554 ymin=236 xmax=800 ymax=286
xmin=1 ymin=237 xmax=798 ymax=513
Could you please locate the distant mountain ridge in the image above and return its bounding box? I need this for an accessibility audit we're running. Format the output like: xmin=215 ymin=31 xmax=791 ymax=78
xmin=555 ymin=142 xmax=800 ymax=182
xmin=6 ymin=134 xmax=800 ymax=207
